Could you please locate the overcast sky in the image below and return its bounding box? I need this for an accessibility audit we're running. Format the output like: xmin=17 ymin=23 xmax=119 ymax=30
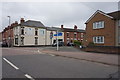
xmin=1 ymin=2 xmax=119 ymax=32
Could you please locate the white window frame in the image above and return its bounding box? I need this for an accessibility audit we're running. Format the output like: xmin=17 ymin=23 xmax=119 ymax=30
xmin=93 ymin=36 xmax=104 ymax=44
xmin=81 ymin=33 xmax=84 ymax=38
xmin=93 ymin=21 xmax=104 ymax=29
xmin=119 ymin=36 xmax=120 ymax=43
xmin=118 ymin=20 xmax=120 ymax=26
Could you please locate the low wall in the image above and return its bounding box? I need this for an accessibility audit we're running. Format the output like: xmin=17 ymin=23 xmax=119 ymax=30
xmin=81 ymin=46 xmax=120 ymax=54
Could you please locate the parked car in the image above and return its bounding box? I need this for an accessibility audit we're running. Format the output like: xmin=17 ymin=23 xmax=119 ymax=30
xmin=52 ymin=42 xmax=64 ymax=47
xmin=67 ymin=42 xmax=74 ymax=46
xmin=1 ymin=42 xmax=8 ymax=47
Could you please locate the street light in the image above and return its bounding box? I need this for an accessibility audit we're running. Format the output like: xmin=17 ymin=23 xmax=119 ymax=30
xmin=7 ymin=16 xmax=11 ymax=47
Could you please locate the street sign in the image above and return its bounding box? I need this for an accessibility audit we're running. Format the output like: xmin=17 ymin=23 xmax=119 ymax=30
xmin=54 ymin=32 xmax=62 ymax=36
xmin=50 ymin=31 xmax=53 ymax=39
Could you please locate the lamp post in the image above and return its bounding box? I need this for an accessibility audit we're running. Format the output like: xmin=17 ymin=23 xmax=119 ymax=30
xmin=7 ymin=16 xmax=11 ymax=47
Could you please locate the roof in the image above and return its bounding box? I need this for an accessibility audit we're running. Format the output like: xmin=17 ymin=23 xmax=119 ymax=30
xmin=46 ymin=27 xmax=85 ymax=32
xmin=63 ymin=28 xmax=85 ymax=32
xmin=85 ymin=10 xmax=114 ymax=24
xmin=46 ymin=27 xmax=62 ymax=31
xmin=21 ymin=20 xmax=45 ymax=28
xmin=107 ymin=11 xmax=120 ymax=20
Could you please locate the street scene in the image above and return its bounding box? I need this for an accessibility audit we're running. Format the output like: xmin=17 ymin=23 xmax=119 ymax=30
xmin=0 ymin=1 xmax=120 ymax=80
xmin=2 ymin=47 xmax=119 ymax=79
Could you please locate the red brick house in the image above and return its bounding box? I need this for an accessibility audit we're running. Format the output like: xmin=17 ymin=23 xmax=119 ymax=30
xmin=84 ymin=10 xmax=120 ymax=47
xmin=61 ymin=25 xmax=85 ymax=45
xmin=2 ymin=21 xmax=18 ymax=46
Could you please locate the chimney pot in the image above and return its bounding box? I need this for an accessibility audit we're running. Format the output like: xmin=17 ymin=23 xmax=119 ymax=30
xmin=61 ymin=25 xmax=64 ymax=29
xmin=74 ymin=25 xmax=77 ymax=30
xmin=20 ymin=18 xmax=25 ymax=23
xmin=15 ymin=21 xmax=18 ymax=24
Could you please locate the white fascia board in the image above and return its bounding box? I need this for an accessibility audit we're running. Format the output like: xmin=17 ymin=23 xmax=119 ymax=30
xmin=85 ymin=10 xmax=114 ymax=24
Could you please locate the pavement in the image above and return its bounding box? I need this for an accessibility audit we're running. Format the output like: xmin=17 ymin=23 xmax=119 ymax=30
xmin=40 ymin=46 xmax=119 ymax=67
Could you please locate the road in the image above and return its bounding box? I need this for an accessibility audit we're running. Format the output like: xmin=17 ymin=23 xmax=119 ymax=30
xmin=2 ymin=47 xmax=118 ymax=79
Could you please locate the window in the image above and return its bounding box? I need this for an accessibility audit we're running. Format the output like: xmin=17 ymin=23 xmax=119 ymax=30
xmin=119 ymin=36 xmax=120 ymax=43
xmin=21 ymin=27 xmax=24 ymax=35
xmin=67 ymin=32 xmax=70 ymax=38
xmin=118 ymin=20 xmax=120 ymax=26
xmin=81 ymin=33 xmax=84 ymax=38
xmin=74 ymin=32 xmax=77 ymax=38
xmin=93 ymin=36 xmax=104 ymax=43
xmin=21 ymin=37 xmax=24 ymax=45
xmin=35 ymin=37 xmax=38 ymax=45
xmin=93 ymin=21 xmax=104 ymax=29
xmin=35 ymin=28 xmax=38 ymax=36
xmin=15 ymin=38 xmax=18 ymax=45
xmin=39 ymin=29 xmax=45 ymax=35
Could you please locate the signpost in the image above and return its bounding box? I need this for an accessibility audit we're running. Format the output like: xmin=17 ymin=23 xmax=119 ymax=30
xmin=50 ymin=31 xmax=53 ymax=45
xmin=54 ymin=31 xmax=62 ymax=51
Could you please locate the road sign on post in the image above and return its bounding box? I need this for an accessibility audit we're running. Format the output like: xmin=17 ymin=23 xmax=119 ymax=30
xmin=50 ymin=31 xmax=53 ymax=39
xmin=50 ymin=31 xmax=53 ymax=45
xmin=54 ymin=32 xmax=62 ymax=36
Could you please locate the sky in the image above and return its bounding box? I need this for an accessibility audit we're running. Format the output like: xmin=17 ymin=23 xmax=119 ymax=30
xmin=0 ymin=1 xmax=119 ymax=32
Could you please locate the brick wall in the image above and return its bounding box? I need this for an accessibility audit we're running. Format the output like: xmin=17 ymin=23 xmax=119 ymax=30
xmin=84 ymin=12 xmax=116 ymax=46
xmin=82 ymin=46 xmax=120 ymax=54
xmin=64 ymin=31 xmax=85 ymax=45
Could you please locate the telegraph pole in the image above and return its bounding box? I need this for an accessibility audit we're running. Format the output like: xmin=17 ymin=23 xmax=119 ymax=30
xmin=7 ymin=16 xmax=10 ymax=47
xmin=56 ymin=30 xmax=59 ymax=51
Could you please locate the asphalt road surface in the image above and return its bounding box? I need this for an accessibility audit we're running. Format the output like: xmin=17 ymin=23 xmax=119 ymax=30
xmin=2 ymin=47 xmax=118 ymax=79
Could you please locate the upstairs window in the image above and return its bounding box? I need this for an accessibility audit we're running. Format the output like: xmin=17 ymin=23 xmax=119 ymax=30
xmin=93 ymin=21 xmax=104 ymax=29
xmin=74 ymin=32 xmax=77 ymax=38
xmin=119 ymin=36 xmax=120 ymax=43
xmin=118 ymin=20 xmax=120 ymax=26
xmin=93 ymin=36 xmax=104 ymax=43
xmin=21 ymin=27 xmax=24 ymax=35
xmin=35 ymin=28 xmax=38 ymax=36
xmin=66 ymin=32 xmax=70 ymax=38
xmin=81 ymin=33 xmax=84 ymax=38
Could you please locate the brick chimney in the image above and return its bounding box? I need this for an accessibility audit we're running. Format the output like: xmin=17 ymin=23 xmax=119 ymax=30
xmin=61 ymin=25 xmax=64 ymax=29
xmin=15 ymin=21 xmax=18 ymax=24
xmin=74 ymin=25 xmax=77 ymax=30
xmin=20 ymin=18 xmax=25 ymax=23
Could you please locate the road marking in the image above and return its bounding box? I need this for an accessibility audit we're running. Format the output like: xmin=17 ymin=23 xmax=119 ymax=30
xmin=25 ymin=74 xmax=35 ymax=80
xmin=3 ymin=58 xmax=19 ymax=70
xmin=49 ymin=54 xmax=55 ymax=56
xmin=38 ymin=50 xmax=46 ymax=54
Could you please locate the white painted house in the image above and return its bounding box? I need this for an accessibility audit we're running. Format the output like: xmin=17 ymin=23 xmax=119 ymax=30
xmin=13 ymin=18 xmax=64 ymax=46
xmin=14 ymin=19 xmax=46 ymax=46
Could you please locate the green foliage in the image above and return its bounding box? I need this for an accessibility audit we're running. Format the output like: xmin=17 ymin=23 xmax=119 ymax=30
xmin=74 ymin=40 xmax=82 ymax=46
xmin=88 ymin=42 xmax=95 ymax=46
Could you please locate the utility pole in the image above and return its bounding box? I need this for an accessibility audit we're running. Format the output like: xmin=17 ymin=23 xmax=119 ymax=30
xmin=56 ymin=30 xmax=59 ymax=51
xmin=7 ymin=16 xmax=10 ymax=47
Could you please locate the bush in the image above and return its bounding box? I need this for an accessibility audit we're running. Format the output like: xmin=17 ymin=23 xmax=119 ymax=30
xmin=88 ymin=42 xmax=95 ymax=46
xmin=74 ymin=40 xmax=82 ymax=46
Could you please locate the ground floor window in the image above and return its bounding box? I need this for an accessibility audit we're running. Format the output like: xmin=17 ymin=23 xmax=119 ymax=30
xmin=35 ymin=37 xmax=38 ymax=45
xmin=118 ymin=36 xmax=120 ymax=43
xmin=21 ymin=37 xmax=24 ymax=45
xmin=15 ymin=38 xmax=18 ymax=45
xmin=93 ymin=36 xmax=104 ymax=43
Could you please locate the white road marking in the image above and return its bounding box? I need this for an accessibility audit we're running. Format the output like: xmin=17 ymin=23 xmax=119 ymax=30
xmin=37 ymin=50 xmax=46 ymax=54
xmin=3 ymin=58 xmax=19 ymax=70
xmin=25 ymin=74 xmax=35 ymax=80
xmin=49 ymin=54 xmax=55 ymax=56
